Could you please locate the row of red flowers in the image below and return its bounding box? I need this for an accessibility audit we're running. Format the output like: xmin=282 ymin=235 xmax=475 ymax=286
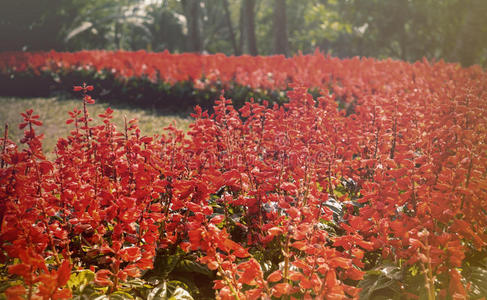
xmin=3 ymin=50 xmax=483 ymax=104
xmin=1 ymin=53 xmax=487 ymax=299
xmin=0 ymin=49 xmax=357 ymax=93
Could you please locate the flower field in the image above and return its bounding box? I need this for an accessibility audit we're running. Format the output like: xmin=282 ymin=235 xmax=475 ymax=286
xmin=1 ymin=51 xmax=487 ymax=299
xmin=1 ymin=50 xmax=470 ymax=110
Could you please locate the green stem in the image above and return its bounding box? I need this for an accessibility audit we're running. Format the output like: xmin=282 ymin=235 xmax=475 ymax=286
xmin=217 ymin=262 xmax=240 ymax=300
xmin=1 ymin=123 xmax=8 ymax=168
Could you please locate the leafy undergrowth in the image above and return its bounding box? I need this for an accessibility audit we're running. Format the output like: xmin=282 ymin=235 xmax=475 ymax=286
xmin=1 ymin=55 xmax=487 ymax=300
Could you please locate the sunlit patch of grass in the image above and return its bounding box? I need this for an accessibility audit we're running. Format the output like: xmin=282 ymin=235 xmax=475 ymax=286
xmin=0 ymin=97 xmax=193 ymax=159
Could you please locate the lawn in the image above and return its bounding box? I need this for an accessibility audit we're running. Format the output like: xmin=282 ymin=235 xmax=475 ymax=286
xmin=0 ymin=96 xmax=193 ymax=159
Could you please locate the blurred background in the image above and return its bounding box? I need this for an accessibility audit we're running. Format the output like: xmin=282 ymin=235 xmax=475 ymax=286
xmin=1 ymin=0 xmax=486 ymax=67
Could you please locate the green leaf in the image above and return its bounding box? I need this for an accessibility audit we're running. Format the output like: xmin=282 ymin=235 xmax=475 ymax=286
xmin=380 ymin=266 xmax=402 ymax=281
xmin=147 ymin=282 xmax=168 ymax=300
xmin=323 ymin=197 xmax=344 ymax=223
xmin=464 ymin=259 xmax=487 ymax=299
xmin=120 ymin=277 xmax=149 ymax=289
xmin=110 ymin=291 xmax=134 ymax=299
xmin=68 ymin=270 xmax=96 ymax=294
xmin=145 ymin=280 xmax=194 ymax=300
xmin=176 ymin=259 xmax=212 ymax=277
xmin=359 ymin=264 xmax=403 ymax=299
xmin=168 ymin=287 xmax=193 ymax=300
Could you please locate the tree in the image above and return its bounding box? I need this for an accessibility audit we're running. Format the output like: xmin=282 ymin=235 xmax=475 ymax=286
xmin=448 ymin=0 xmax=487 ymax=66
xmin=65 ymin=0 xmax=155 ymax=50
xmin=336 ymin=0 xmax=487 ymax=66
xmin=144 ymin=2 xmax=186 ymax=52
xmin=181 ymin=0 xmax=203 ymax=52
xmin=222 ymin=0 xmax=239 ymax=55
xmin=2 ymin=0 xmax=487 ymax=66
xmin=243 ymin=0 xmax=258 ymax=55
xmin=0 ymin=0 xmax=74 ymax=51
xmin=273 ymin=0 xmax=288 ymax=56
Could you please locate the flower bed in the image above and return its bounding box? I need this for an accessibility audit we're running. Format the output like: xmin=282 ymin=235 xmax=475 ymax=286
xmin=0 ymin=50 xmax=459 ymax=111
xmin=1 ymin=53 xmax=487 ymax=299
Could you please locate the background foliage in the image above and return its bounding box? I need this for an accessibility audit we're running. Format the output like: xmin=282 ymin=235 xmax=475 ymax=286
xmin=1 ymin=0 xmax=487 ymax=66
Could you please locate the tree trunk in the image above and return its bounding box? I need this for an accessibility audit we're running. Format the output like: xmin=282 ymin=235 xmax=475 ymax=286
xmin=238 ymin=2 xmax=244 ymax=55
xmin=222 ymin=0 xmax=239 ymax=55
xmin=182 ymin=0 xmax=203 ymax=53
xmin=273 ymin=0 xmax=288 ymax=56
xmin=114 ymin=21 xmax=120 ymax=50
xmin=244 ymin=0 xmax=258 ymax=55
xmin=451 ymin=1 xmax=480 ymax=66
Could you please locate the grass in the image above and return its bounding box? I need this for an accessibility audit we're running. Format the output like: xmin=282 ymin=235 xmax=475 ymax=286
xmin=0 ymin=96 xmax=193 ymax=159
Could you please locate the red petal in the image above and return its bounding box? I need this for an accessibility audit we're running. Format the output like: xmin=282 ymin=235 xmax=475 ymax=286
xmin=345 ymin=267 xmax=364 ymax=281
xmin=268 ymin=227 xmax=284 ymax=237
xmin=5 ymin=285 xmax=26 ymax=300
xmin=267 ymin=270 xmax=282 ymax=282
xmin=57 ymin=260 xmax=71 ymax=286
xmin=53 ymin=288 xmax=72 ymax=299
xmin=239 ymin=268 xmax=257 ymax=285
xmin=31 ymin=120 xmax=43 ymax=126
xmin=210 ymin=214 xmax=225 ymax=224
xmin=8 ymin=263 xmax=31 ymax=278
xmin=291 ymin=241 xmax=307 ymax=251
xmin=124 ymin=264 xmax=141 ymax=278
xmin=273 ymin=283 xmax=291 ymax=295
xmin=330 ymin=257 xmax=352 ymax=269
xmin=119 ymin=247 xmax=141 ymax=262
xmin=94 ymin=269 xmax=113 ymax=286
